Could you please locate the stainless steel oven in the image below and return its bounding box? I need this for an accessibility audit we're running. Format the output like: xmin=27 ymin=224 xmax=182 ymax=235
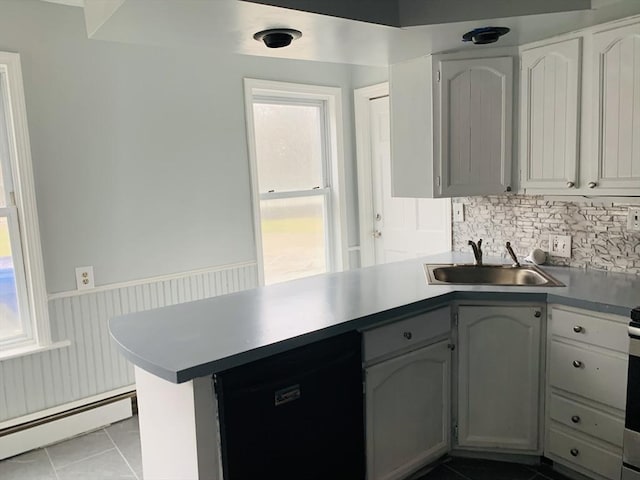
xmin=623 ymin=307 xmax=640 ymax=479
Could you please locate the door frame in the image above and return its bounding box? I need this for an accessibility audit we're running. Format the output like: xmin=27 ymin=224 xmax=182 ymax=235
xmin=354 ymin=82 xmax=389 ymax=268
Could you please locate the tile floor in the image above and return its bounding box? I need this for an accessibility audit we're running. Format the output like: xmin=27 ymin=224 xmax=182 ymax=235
xmin=1 ymin=418 xmax=573 ymax=480
xmin=415 ymin=457 xmax=571 ymax=480
xmin=0 ymin=416 xmax=141 ymax=480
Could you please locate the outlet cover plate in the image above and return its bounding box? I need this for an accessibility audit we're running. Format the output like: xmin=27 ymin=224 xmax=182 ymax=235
xmin=549 ymin=234 xmax=572 ymax=258
xmin=75 ymin=266 xmax=95 ymax=290
xmin=628 ymin=207 xmax=640 ymax=232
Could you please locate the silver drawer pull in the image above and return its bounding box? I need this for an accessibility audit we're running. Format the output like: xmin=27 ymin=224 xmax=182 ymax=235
xmin=571 ymin=415 xmax=580 ymax=424
xmin=572 ymin=360 xmax=583 ymax=368
xmin=570 ymin=448 xmax=579 ymax=457
xmin=403 ymin=331 xmax=412 ymax=340
xmin=573 ymin=325 xmax=584 ymax=333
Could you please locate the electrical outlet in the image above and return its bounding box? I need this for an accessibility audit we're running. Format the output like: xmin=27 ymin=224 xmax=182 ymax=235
xmin=628 ymin=207 xmax=640 ymax=232
xmin=75 ymin=266 xmax=94 ymax=290
xmin=453 ymin=203 xmax=465 ymax=222
xmin=549 ymin=235 xmax=572 ymax=258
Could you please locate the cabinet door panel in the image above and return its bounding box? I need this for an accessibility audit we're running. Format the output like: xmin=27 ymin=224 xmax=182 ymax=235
xmin=457 ymin=305 xmax=541 ymax=451
xmin=439 ymin=57 xmax=513 ymax=196
xmin=521 ymin=39 xmax=581 ymax=190
xmin=366 ymin=341 xmax=450 ymax=480
xmin=592 ymin=22 xmax=640 ymax=190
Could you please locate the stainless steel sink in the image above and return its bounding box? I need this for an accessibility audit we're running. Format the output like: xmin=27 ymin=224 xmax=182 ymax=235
xmin=424 ymin=264 xmax=564 ymax=287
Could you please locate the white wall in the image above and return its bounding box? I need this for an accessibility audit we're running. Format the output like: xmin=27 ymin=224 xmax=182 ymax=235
xmin=0 ymin=0 xmax=386 ymax=293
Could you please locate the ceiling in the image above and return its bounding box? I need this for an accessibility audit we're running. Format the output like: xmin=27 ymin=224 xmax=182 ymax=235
xmin=52 ymin=0 xmax=640 ymax=66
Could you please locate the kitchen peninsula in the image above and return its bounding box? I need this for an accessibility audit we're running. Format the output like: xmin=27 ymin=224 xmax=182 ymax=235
xmin=109 ymin=253 xmax=640 ymax=480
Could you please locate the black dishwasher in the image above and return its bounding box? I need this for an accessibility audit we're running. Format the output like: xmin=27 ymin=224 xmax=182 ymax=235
xmin=215 ymin=331 xmax=365 ymax=480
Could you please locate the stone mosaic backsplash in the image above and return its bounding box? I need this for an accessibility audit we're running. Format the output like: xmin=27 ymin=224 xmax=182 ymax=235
xmin=452 ymin=195 xmax=640 ymax=275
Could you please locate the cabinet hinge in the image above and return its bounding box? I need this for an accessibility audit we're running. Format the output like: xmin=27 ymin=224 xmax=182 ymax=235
xmin=453 ymin=313 xmax=458 ymax=326
xmin=437 ymin=70 xmax=441 ymax=82
xmin=436 ymin=176 xmax=441 ymax=187
xmin=453 ymin=424 xmax=458 ymax=441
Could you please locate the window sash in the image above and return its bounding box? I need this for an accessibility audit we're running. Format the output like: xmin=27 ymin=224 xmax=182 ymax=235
xmin=0 ymin=206 xmax=32 ymax=347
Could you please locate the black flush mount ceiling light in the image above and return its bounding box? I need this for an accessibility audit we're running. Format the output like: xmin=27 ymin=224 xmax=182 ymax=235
xmin=462 ymin=26 xmax=510 ymax=45
xmin=254 ymin=28 xmax=302 ymax=48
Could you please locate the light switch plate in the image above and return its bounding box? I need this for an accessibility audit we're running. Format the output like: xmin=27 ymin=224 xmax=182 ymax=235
xmin=549 ymin=235 xmax=572 ymax=258
xmin=453 ymin=203 xmax=465 ymax=222
xmin=628 ymin=207 xmax=640 ymax=232
xmin=75 ymin=266 xmax=94 ymax=290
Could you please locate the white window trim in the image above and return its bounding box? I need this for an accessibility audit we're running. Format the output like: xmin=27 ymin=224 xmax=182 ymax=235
xmin=243 ymin=78 xmax=349 ymax=285
xmin=0 ymin=52 xmax=53 ymax=357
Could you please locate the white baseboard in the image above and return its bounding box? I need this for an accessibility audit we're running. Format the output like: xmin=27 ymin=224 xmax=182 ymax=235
xmin=0 ymin=397 xmax=132 ymax=460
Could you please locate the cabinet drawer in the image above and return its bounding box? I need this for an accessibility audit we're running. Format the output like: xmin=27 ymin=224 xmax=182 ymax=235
xmin=364 ymin=307 xmax=450 ymax=362
xmin=549 ymin=340 xmax=628 ymax=410
xmin=548 ymin=426 xmax=622 ymax=480
xmin=551 ymin=307 xmax=628 ymax=353
xmin=549 ymin=393 xmax=624 ymax=447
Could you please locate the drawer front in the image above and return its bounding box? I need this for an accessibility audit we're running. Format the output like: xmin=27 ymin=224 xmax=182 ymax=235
xmin=364 ymin=307 xmax=450 ymax=362
xmin=548 ymin=427 xmax=622 ymax=479
xmin=549 ymin=393 xmax=624 ymax=447
xmin=551 ymin=307 xmax=628 ymax=353
xmin=549 ymin=340 xmax=628 ymax=410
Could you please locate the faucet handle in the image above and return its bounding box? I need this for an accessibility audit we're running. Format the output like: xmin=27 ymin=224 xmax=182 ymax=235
xmin=505 ymin=241 xmax=521 ymax=268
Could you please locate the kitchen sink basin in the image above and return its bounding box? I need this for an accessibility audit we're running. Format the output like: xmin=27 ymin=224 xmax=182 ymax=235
xmin=424 ymin=264 xmax=564 ymax=287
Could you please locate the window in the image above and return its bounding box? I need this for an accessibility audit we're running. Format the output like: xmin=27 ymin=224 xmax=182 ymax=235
xmin=244 ymin=80 xmax=348 ymax=285
xmin=0 ymin=52 xmax=51 ymax=354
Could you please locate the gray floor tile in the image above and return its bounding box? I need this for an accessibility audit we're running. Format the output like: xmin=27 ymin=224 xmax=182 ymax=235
xmin=46 ymin=430 xmax=114 ymax=469
xmin=415 ymin=464 xmax=469 ymax=480
xmin=105 ymin=417 xmax=142 ymax=478
xmin=446 ymin=458 xmax=538 ymax=480
xmin=55 ymin=448 xmax=136 ymax=480
xmin=0 ymin=448 xmax=57 ymax=480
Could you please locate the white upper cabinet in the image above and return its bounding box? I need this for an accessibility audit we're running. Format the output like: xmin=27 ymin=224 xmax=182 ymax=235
xmin=520 ymin=39 xmax=581 ymax=192
xmin=390 ymin=53 xmax=514 ymax=198
xmin=589 ymin=21 xmax=640 ymax=192
xmin=439 ymin=57 xmax=513 ymax=197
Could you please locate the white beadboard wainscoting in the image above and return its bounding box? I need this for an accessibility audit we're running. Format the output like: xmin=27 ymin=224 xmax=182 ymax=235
xmin=0 ymin=262 xmax=259 ymax=425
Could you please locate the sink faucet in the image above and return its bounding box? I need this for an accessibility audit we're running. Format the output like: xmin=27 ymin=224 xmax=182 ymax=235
xmin=468 ymin=239 xmax=483 ymax=266
xmin=505 ymin=241 xmax=521 ymax=267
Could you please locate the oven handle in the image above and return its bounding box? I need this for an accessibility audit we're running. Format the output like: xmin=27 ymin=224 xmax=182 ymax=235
xmin=629 ymin=325 xmax=640 ymax=339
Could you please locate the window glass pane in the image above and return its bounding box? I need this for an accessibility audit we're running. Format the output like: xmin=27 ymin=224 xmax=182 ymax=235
xmin=260 ymin=196 xmax=327 ymax=285
xmin=0 ymin=79 xmax=9 ymax=208
xmin=0 ymin=217 xmax=20 ymax=341
xmin=253 ymin=102 xmax=324 ymax=192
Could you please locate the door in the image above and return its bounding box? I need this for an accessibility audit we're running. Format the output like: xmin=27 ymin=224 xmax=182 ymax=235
xmin=520 ymin=38 xmax=581 ymax=192
xmin=456 ymin=305 xmax=542 ymax=452
xmin=590 ymin=21 xmax=640 ymax=192
xmin=366 ymin=340 xmax=451 ymax=480
xmin=370 ymin=96 xmax=451 ymax=264
xmin=438 ymin=57 xmax=513 ymax=197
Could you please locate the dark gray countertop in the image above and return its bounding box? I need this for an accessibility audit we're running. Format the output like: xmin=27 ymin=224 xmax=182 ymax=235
xmin=109 ymin=252 xmax=640 ymax=383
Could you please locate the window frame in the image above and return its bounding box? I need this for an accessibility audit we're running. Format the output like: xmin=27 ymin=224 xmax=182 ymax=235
xmin=244 ymin=79 xmax=349 ymax=285
xmin=0 ymin=52 xmax=52 ymax=354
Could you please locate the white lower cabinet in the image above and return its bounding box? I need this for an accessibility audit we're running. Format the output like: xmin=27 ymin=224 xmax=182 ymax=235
xmin=365 ymin=340 xmax=451 ymax=480
xmin=545 ymin=305 xmax=628 ymax=480
xmin=456 ymin=305 xmax=543 ymax=453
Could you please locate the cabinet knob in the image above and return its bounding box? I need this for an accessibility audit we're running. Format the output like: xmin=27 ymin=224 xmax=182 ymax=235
xmin=572 ymin=360 xmax=583 ymax=368
xmin=372 ymin=230 xmax=382 ymax=238
xmin=505 ymin=186 xmax=512 ymax=192
xmin=573 ymin=325 xmax=584 ymax=333
xmin=403 ymin=331 xmax=412 ymax=340
xmin=571 ymin=415 xmax=581 ymax=424
xmin=447 ymin=343 xmax=456 ymax=351
xmin=588 ymin=181 xmax=597 ymax=189
xmin=534 ymin=311 xmax=542 ymax=318
xmin=570 ymin=448 xmax=579 ymax=457
xmin=566 ymin=181 xmax=575 ymax=188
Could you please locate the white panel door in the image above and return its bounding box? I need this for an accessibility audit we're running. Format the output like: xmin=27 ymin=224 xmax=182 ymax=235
xmin=521 ymin=38 xmax=581 ymax=191
xmin=439 ymin=57 xmax=513 ymax=197
xmin=591 ymin=21 xmax=640 ymax=191
xmin=370 ymin=96 xmax=451 ymax=264
xmin=366 ymin=340 xmax=451 ymax=480
xmin=457 ymin=305 xmax=542 ymax=452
